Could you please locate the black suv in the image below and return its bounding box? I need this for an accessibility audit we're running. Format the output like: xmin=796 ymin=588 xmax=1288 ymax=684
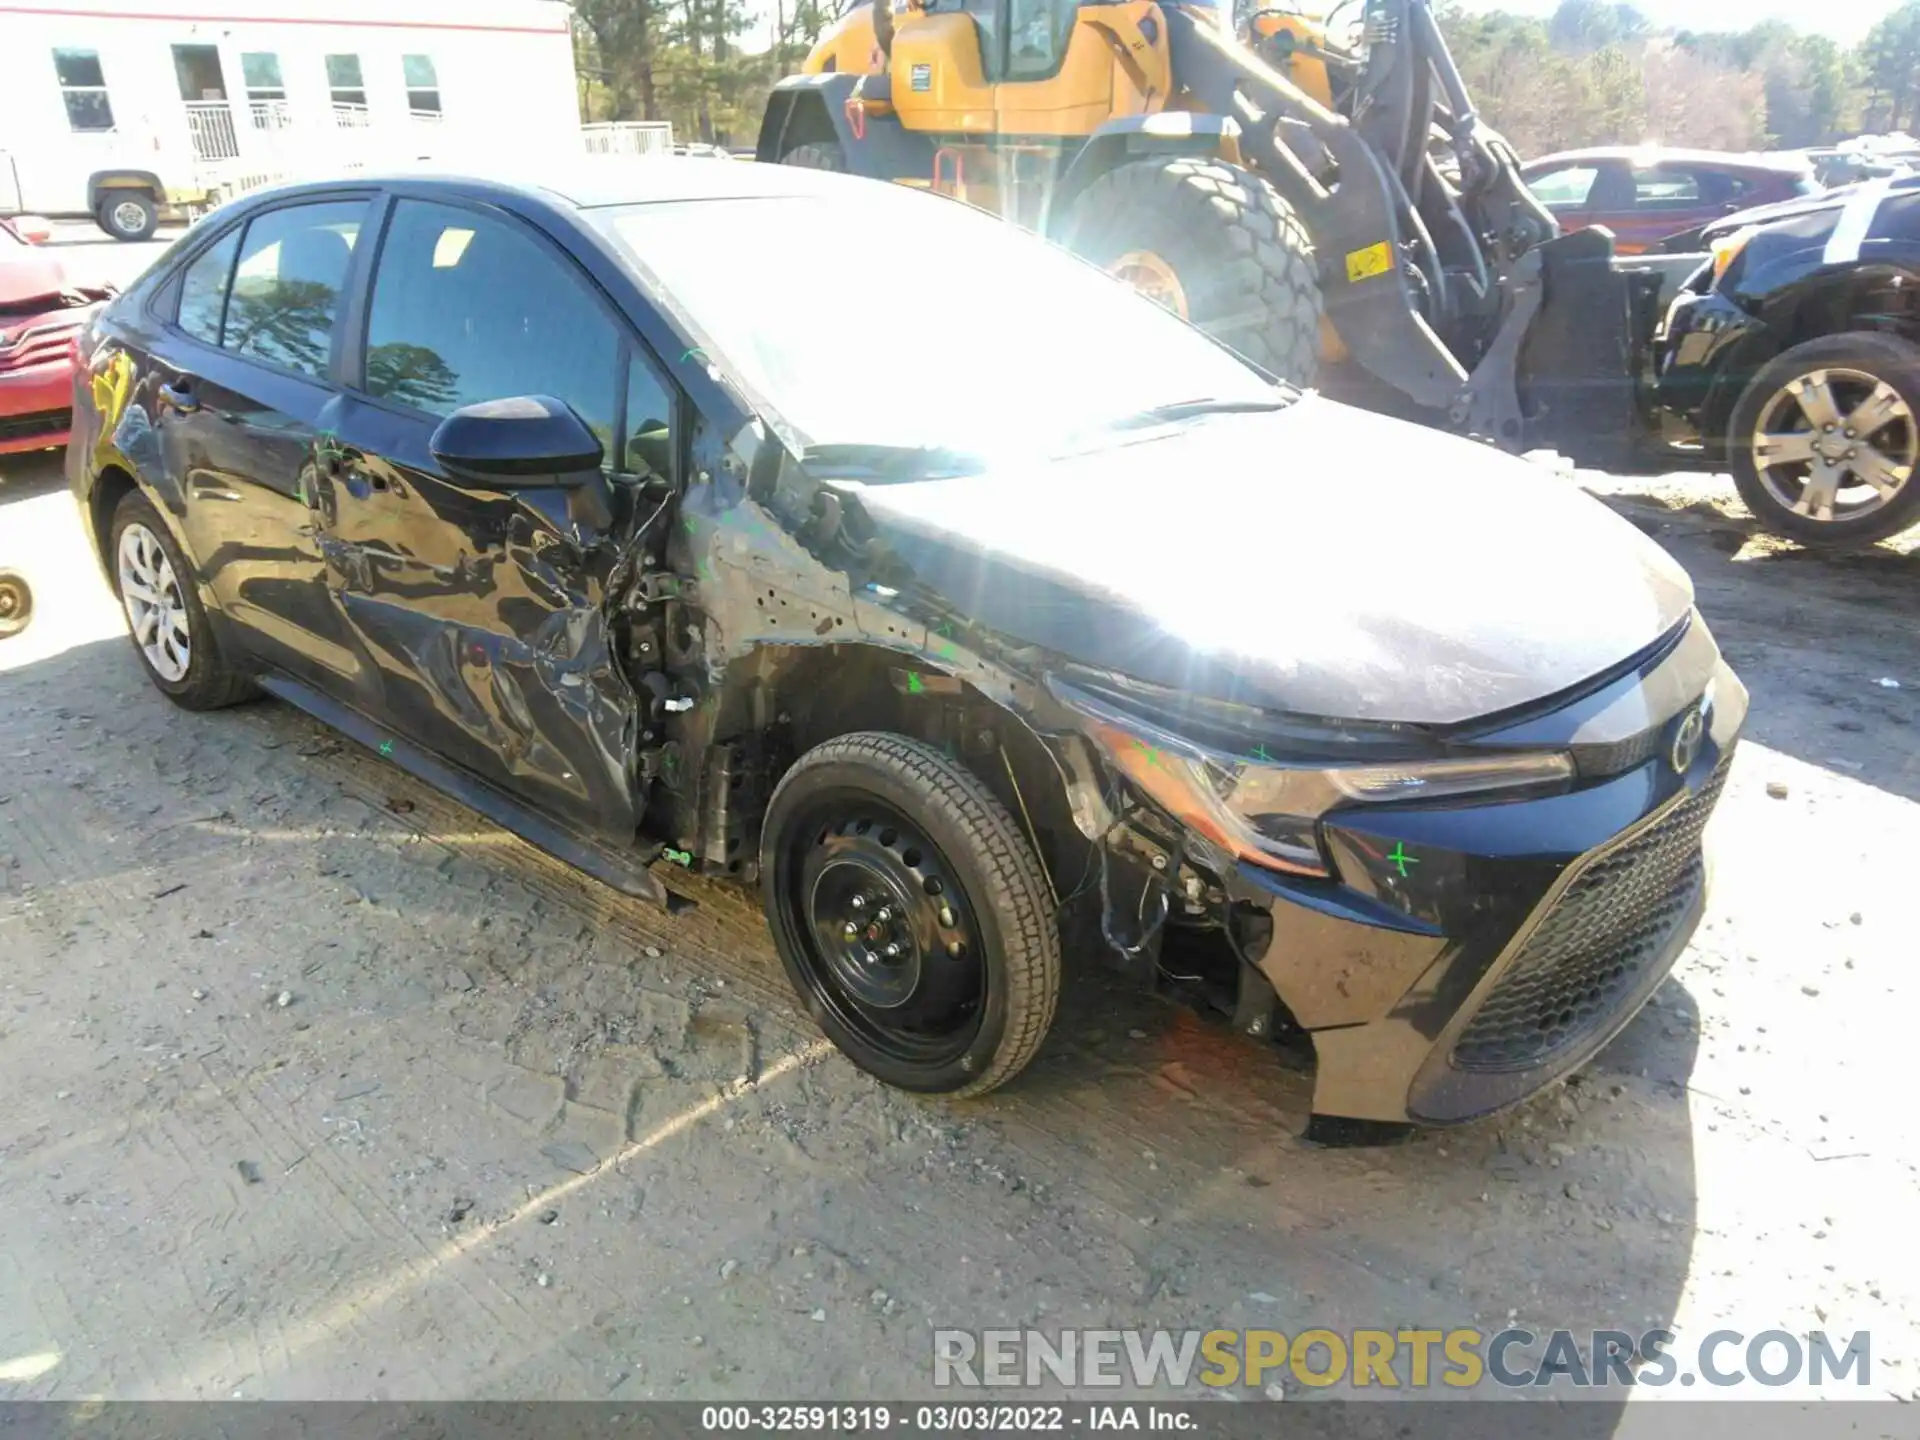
xmin=1654 ymin=174 xmax=1920 ymax=546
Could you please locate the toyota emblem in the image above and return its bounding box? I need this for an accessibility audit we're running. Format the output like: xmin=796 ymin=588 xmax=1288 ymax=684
xmin=1669 ymin=706 xmax=1705 ymax=776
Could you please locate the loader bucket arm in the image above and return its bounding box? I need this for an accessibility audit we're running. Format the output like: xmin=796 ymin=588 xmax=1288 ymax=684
xmin=1164 ymin=4 xmax=1469 ymax=407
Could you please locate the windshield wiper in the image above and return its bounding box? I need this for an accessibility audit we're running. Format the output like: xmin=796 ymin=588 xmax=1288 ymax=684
xmin=800 ymin=442 xmax=988 ymax=482
xmin=1109 ymin=396 xmax=1295 ymax=430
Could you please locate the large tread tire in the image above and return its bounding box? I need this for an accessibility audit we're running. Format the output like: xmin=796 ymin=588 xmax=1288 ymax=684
xmin=1728 ymin=331 xmax=1920 ymax=548
xmin=760 ymin=731 xmax=1060 ymax=1099
xmin=1060 ymin=155 xmax=1324 ymax=385
xmin=109 ymin=492 xmax=255 ymax=711
xmin=780 ymin=141 xmax=847 ymax=172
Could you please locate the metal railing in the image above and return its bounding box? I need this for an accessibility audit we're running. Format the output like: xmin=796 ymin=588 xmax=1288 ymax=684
xmin=184 ymin=101 xmax=240 ymax=161
xmin=249 ymin=99 xmax=294 ymax=131
xmin=581 ymin=121 xmax=675 ymax=156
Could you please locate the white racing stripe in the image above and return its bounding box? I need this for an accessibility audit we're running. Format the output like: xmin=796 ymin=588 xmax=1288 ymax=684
xmin=1822 ymin=175 xmax=1897 ymax=265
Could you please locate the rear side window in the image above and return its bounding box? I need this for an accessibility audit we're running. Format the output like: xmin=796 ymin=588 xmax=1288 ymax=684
xmin=176 ymin=228 xmax=240 ymax=344
xmin=222 ymin=199 xmax=366 ymax=379
xmin=1632 ymin=168 xmax=1702 ymax=208
xmin=361 ymin=198 xmax=622 ymax=458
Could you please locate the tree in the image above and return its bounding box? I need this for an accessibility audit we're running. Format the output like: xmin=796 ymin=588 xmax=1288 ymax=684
xmin=1862 ymin=0 xmax=1920 ymax=132
xmin=1547 ymin=0 xmax=1649 ymax=53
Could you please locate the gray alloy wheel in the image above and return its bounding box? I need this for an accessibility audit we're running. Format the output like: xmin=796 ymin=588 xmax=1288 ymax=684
xmin=1750 ymin=367 xmax=1915 ymax=525
xmin=1729 ymin=332 xmax=1920 ymax=547
xmin=116 ymin=521 xmax=191 ymax=681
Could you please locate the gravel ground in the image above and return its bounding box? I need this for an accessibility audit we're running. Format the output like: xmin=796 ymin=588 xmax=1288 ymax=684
xmin=1 ymin=438 xmax=1917 ymax=1407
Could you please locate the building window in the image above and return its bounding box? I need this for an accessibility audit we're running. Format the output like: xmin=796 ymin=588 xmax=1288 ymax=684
xmin=242 ymin=51 xmax=289 ymax=127
xmin=325 ymin=53 xmax=366 ymax=116
xmin=53 ymin=48 xmax=115 ymax=132
xmin=402 ymin=54 xmax=441 ymax=115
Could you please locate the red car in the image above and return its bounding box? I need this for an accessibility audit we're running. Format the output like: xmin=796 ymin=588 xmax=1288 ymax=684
xmin=1 ymin=217 xmax=114 ymax=455
xmin=1520 ymin=147 xmax=1821 ymax=255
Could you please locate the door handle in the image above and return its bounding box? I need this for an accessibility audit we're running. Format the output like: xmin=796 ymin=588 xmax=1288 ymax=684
xmin=157 ymin=379 xmax=199 ymax=414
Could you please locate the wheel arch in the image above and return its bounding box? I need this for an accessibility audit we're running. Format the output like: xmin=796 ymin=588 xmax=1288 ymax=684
xmin=755 ymin=73 xmax=934 ymax=180
xmin=739 ymin=641 xmax=1089 ymax=897
xmin=1044 ymin=113 xmax=1244 ymax=240
xmin=86 ymin=171 xmax=164 ymax=212
xmin=1705 ymin=264 xmax=1920 ymax=452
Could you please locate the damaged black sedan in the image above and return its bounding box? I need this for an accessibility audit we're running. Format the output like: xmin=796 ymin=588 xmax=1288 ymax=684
xmin=67 ymin=161 xmax=1745 ymax=1142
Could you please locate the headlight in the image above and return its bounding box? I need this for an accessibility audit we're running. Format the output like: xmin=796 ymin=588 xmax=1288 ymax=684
xmin=1709 ymin=225 xmax=1758 ymax=286
xmin=1050 ymin=678 xmax=1573 ymax=878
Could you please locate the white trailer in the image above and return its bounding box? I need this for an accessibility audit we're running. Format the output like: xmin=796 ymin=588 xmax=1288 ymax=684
xmin=0 ymin=0 xmax=585 ymax=239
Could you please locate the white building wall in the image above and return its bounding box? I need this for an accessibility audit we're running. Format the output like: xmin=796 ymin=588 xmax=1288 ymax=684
xmin=1 ymin=0 xmax=582 ymax=216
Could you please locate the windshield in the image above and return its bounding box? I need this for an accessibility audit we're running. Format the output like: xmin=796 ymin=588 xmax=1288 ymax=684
xmin=599 ymin=189 xmax=1287 ymax=466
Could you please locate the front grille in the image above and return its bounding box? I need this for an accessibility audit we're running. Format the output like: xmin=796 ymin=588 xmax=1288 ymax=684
xmin=1571 ymin=725 xmax=1663 ymax=778
xmin=1452 ymin=754 xmax=1732 ymax=1073
xmin=0 ymin=407 xmax=72 ymax=443
xmin=0 ymin=317 xmax=83 ymax=373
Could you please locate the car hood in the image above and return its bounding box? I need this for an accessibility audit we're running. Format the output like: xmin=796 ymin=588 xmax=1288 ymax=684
xmin=1698 ymin=181 xmax=1887 ymax=245
xmin=850 ymin=395 xmax=1694 ymax=727
xmin=0 ymin=247 xmax=73 ymax=309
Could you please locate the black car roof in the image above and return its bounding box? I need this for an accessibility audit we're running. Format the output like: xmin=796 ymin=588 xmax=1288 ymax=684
xmin=221 ymin=155 xmax=855 ymax=214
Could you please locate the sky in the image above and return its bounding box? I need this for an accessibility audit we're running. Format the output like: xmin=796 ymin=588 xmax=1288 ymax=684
xmin=746 ymin=0 xmax=1895 ymax=55
xmin=1446 ymin=0 xmax=1890 ymax=43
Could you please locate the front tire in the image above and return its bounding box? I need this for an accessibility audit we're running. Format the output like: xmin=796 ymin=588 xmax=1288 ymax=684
xmin=109 ymin=492 xmax=254 ymax=710
xmin=761 ymin=732 xmax=1060 ymax=1098
xmin=97 ymin=190 xmax=159 ymax=243
xmin=1728 ymin=332 xmax=1920 ymax=547
xmin=1060 ymin=156 xmax=1324 ymax=385
xmin=0 ymin=570 xmax=31 ymax=639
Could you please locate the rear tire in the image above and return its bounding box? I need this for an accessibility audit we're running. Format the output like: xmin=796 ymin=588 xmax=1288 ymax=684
xmin=97 ymin=190 xmax=159 ymax=243
xmin=1061 ymin=156 xmax=1324 ymax=385
xmin=109 ymin=492 xmax=254 ymax=710
xmin=780 ymin=141 xmax=846 ymax=172
xmin=1728 ymin=332 xmax=1920 ymax=548
xmin=761 ymin=732 xmax=1060 ymax=1098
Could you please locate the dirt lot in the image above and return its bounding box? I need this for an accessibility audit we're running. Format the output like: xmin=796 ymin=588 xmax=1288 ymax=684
xmin=2 ymin=437 xmax=1918 ymax=1407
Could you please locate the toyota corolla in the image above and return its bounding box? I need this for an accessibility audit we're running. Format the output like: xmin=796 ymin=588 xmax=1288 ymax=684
xmin=66 ymin=160 xmax=1746 ymax=1143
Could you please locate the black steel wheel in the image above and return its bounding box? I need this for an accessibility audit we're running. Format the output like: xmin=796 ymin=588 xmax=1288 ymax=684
xmin=761 ymin=732 xmax=1060 ymax=1097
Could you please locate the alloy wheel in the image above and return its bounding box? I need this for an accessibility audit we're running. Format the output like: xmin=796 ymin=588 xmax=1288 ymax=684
xmin=111 ymin=200 xmax=149 ymax=236
xmin=117 ymin=522 xmax=191 ymax=682
xmin=1751 ymin=367 xmax=1916 ymax=524
xmin=784 ymin=796 xmax=988 ymax=1069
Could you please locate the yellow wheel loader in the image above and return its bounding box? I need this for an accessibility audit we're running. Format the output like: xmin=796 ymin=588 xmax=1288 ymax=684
xmin=757 ymin=0 xmax=1696 ymax=459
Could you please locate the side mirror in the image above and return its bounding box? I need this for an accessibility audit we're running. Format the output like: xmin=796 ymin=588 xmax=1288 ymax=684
xmin=428 ymin=395 xmax=604 ymax=487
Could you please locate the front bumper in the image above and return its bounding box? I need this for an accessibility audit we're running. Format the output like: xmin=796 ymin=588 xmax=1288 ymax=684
xmin=0 ymin=360 xmax=76 ymax=455
xmin=1224 ymin=623 xmax=1746 ymax=1130
xmin=1650 ymin=284 xmax=1771 ymax=455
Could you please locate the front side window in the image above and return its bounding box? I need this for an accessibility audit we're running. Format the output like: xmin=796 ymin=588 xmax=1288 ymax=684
xmin=403 ymin=54 xmax=441 ymax=115
xmin=362 ymin=200 xmax=621 ymax=461
xmin=53 ymin=48 xmax=115 ymax=132
xmin=623 ymin=355 xmax=674 ymax=477
xmin=326 ymin=53 xmax=366 ymax=113
xmin=176 ymin=227 xmax=242 ymax=345
xmin=1633 ymin=167 xmax=1702 ymax=209
xmin=222 ymin=200 xmax=366 ymax=378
